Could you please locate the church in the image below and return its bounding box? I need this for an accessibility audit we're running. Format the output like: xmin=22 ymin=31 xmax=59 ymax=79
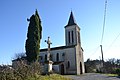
xmin=39 ymin=11 xmax=85 ymax=75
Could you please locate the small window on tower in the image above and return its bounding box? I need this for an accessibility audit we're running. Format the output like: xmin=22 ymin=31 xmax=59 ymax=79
xmin=78 ymin=32 xmax=80 ymax=43
xmin=72 ymin=31 xmax=74 ymax=43
xmin=68 ymin=31 xmax=70 ymax=43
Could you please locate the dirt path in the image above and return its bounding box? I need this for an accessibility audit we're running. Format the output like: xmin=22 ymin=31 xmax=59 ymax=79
xmin=65 ymin=73 xmax=120 ymax=80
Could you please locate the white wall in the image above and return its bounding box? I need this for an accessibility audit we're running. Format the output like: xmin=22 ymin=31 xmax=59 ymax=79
xmin=40 ymin=47 xmax=77 ymax=74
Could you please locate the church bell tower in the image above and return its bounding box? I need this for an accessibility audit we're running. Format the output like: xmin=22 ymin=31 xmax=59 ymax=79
xmin=65 ymin=11 xmax=85 ymax=74
xmin=65 ymin=11 xmax=81 ymax=46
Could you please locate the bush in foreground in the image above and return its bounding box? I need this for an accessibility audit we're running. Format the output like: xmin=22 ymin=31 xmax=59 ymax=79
xmin=116 ymin=68 xmax=120 ymax=76
xmin=0 ymin=62 xmax=72 ymax=80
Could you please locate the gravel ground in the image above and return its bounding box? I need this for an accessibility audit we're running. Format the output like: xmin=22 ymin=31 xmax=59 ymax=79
xmin=65 ymin=73 xmax=120 ymax=80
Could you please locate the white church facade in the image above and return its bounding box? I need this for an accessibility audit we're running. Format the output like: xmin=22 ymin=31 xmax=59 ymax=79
xmin=39 ymin=11 xmax=85 ymax=75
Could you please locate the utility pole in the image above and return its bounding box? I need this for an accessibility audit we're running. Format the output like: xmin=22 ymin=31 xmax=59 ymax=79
xmin=99 ymin=0 xmax=107 ymax=73
xmin=100 ymin=45 xmax=104 ymax=72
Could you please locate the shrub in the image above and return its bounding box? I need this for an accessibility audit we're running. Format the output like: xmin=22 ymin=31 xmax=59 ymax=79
xmin=0 ymin=66 xmax=16 ymax=80
xmin=13 ymin=61 xmax=42 ymax=80
xmin=0 ymin=62 xmax=42 ymax=80
xmin=0 ymin=62 xmax=72 ymax=80
xmin=116 ymin=68 xmax=120 ymax=76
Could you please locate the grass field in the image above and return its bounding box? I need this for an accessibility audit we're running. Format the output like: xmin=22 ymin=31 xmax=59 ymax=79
xmin=104 ymin=73 xmax=118 ymax=77
xmin=27 ymin=74 xmax=72 ymax=80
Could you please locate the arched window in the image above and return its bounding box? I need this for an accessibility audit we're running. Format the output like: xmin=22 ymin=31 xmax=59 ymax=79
xmin=45 ymin=54 xmax=47 ymax=61
xmin=72 ymin=31 xmax=74 ymax=43
xmin=68 ymin=31 xmax=70 ymax=43
xmin=78 ymin=32 xmax=80 ymax=43
xmin=68 ymin=61 xmax=70 ymax=68
xmin=62 ymin=53 xmax=65 ymax=56
xmin=62 ymin=53 xmax=65 ymax=61
xmin=50 ymin=54 xmax=52 ymax=61
xmin=80 ymin=62 xmax=83 ymax=74
xmin=56 ymin=53 xmax=59 ymax=62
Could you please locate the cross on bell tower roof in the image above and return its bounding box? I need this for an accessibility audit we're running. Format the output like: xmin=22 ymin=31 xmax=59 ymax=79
xmin=65 ymin=11 xmax=77 ymax=27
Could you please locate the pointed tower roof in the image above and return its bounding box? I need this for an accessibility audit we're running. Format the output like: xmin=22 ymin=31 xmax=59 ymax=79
xmin=65 ymin=11 xmax=77 ymax=27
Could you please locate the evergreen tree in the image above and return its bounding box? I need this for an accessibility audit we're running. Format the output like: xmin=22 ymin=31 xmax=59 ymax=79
xmin=25 ymin=10 xmax=42 ymax=62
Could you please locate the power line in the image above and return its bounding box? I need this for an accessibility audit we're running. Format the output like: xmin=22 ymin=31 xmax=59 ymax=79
xmin=87 ymin=46 xmax=100 ymax=59
xmin=101 ymin=0 xmax=107 ymax=45
xmin=87 ymin=0 xmax=108 ymax=61
xmin=105 ymin=32 xmax=120 ymax=53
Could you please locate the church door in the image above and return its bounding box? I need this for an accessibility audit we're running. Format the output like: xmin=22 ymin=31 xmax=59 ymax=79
xmin=61 ymin=64 xmax=64 ymax=75
xmin=80 ymin=62 xmax=83 ymax=74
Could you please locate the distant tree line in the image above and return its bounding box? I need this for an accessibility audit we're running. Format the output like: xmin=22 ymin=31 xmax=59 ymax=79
xmin=85 ymin=58 xmax=120 ymax=75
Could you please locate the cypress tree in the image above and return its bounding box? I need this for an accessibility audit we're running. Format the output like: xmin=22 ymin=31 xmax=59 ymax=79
xmin=25 ymin=10 xmax=42 ymax=62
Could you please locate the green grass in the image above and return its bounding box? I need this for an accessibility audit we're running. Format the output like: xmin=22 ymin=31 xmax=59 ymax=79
xmin=104 ymin=74 xmax=118 ymax=77
xmin=27 ymin=74 xmax=72 ymax=80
